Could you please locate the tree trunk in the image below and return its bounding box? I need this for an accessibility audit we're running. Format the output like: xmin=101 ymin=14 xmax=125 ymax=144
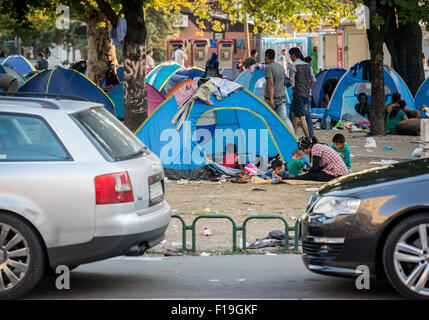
xmin=122 ymin=0 xmax=147 ymax=132
xmin=365 ymin=0 xmax=386 ymax=136
xmin=85 ymin=11 xmax=115 ymax=85
xmin=387 ymin=22 xmax=424 ymax=96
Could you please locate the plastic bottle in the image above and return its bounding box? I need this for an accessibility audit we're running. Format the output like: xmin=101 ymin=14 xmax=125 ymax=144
xmin=326 ymin=115 xmax=331 ymax=130
xmin=203 ymin=227 xmax=212 ymax=236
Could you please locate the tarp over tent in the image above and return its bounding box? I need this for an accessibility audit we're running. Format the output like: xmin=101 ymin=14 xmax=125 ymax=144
xmin=135 ymin=81 xmax=298 ymax=180
xmin=159 ymin=67 xmax=204 ymax=96
xmin=18 ymin=67 xmax=116 ymax=114
xmin=107 ymin=82 xmax=165 ymax=119
xmin=2 ymin=55 xmax=35 ymax=76
xmin=312 ymin=68 xmax=346 ymax=108
xmin=414 ymin=77 xmax=429 ymax=116
xmin=146 ymin=62 xmax=183 ymax=91
xmin=0 ymin=64 xmax=26 ymax=85
xmin=327 ymin=61 xmax=417 ymax=122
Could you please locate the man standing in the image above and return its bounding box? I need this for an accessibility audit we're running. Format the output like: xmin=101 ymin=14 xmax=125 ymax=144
xmin=288 ymin=47 xmax=316 ymax=137
xmin=279 ymin=49 xmax=287 ymax=73
xmin=35 ymin=52 xmax=49 ymax=71
xmin=174 ymin=44 xmax=187 ymax=67
xmin=264 ymin=49 xmax=293 ymax=131
xmin=243 ymin=49 xmax=258 ymax=69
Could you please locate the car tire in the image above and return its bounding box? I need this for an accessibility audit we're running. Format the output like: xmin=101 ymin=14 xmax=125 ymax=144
xmin=0 ymin=212 xmax=46 ymax=300
xmin=383 ymin=214 xmax=429 ymax=300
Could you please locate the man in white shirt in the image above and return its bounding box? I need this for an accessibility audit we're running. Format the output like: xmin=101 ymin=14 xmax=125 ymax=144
xmin=174 ymin=44 xmax=187 ymax=66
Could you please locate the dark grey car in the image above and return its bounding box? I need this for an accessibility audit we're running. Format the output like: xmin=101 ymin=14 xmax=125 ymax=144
xmin=300 ymin=159 xmax=429 ymax=299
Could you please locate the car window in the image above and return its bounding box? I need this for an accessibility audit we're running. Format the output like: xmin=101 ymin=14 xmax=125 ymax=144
xmin=72 ymin=108 xmax=147 ymax=162
xmin=0 ymin=113 xmax=71 ymax=161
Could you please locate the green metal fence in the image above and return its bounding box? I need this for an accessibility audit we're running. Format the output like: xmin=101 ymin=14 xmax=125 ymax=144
xmin=171 ymin=214 xmax=301 ymax=253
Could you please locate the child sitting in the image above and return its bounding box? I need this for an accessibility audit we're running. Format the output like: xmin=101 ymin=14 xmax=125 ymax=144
xmin=287 ymin=150 xmax=306 ymax=177
xmin=221 ymin=143 xmax=243 ymax=169
xmin=261 ymin=159 xmax=293 ymax=180
xmin=331 ymin=133 xmax=351 ymax=171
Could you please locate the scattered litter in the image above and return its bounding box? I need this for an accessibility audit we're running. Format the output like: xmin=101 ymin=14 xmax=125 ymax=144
xmin=204 ymin=208 xmax=211 ymax=214
xmin=412 ymin=148 xmax=423 ymax=160
xmin=383 ymin=146 xmax=393 ymax=150
xmin=366 ymin=149 xmax=373 ymax=153
xmin=305 ymin=187 xmax=320 ymax=192
xmin=247 ymin=208 xmax=254 ymax=211
xmin=350 ymin=127 xmax=363 ymax=132
xmin=364 ymin=137 xmax=377 ymax=148
xmin=369 ymin=160 xmax=400 ymax=165
xmin=291 ymin=216 xmax=297 ymax=220
xmin=164 ymin=177 xmax=171 ymax=183
xmin=177 ymin=179 xmax=189 ymax=185
xmin=203 ymin=227 xmax=212 ymax=236
xmin=160 ymin=240 xmax=168 ymax=244
xmin=242 ymin=201 xmax=256 ymax=205
xmin=172 ymin=241 xmax=191 ymax=246
xmin=172 ymin=209 xmax=178 ymax=213
xmin=251 ymin=188 xmax=267 ymax=192
xmin=200 ymin=252 xmax=211 ymax=256
xmin=350 ymin=154 xmax=355 ymax=158
xmin=265 ymin=253 xmax=277 ymax=256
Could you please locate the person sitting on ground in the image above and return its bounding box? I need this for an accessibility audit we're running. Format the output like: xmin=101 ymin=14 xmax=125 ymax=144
xmin=221 ymin=143 xmax=243 ymax=170
xmin=331 ymin=133 xmax=351 ymax=172
xmin=354 ymin=92 xmax=371 ymax=120
xmin=204 ymin=52 xmax=220 ymax=78
xmin=103 ymin=61 xmax=120 ymax=92
xmin=287 ymin=149 xmax=306 ymax=177
xmin=243 ymin=49 xmax=258 ymax=70
xmin=388 ymin=92 xmax=420 ymax=119
xmin=261 ymin=159 xmax=293 ymax=180
xmin=386 ymin=99 xmax=408 ymax=134
xmin=293 ymin=136 xmax=349 ymax=182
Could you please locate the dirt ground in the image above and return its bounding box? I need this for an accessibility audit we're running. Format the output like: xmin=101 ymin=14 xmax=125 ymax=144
xmin=151 ymin=129 xmax=421 ymax=254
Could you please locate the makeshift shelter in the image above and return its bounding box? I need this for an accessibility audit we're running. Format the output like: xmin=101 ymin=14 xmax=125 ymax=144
xmin=146 ymin=62 xmax=183 ymax=91
xmin=18 ymin=67 xmax=116 ymax=114
xmin=312 ymin=68 xmax=346 ymax=108
xmin=2 ymin=55 xmax=35 ymax=76
xmin=414 ymin=77 xmax=429 ymax=116
xmin=235 ymin=66 xmax=292 ymax=113
xmin=135 ymin=79 xmax=298 ymax=180
xmin=0 ymin=64 xmax=26 ymax=85
xmin=107 ymin=83 xmax=165 ymax=119
xmin=159 ymin=67 xmax=204 ymax=96
xmin=326 ymin=61 xmax=417 ymax=123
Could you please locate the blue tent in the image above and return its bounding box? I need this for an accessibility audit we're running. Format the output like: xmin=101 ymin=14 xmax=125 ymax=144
xmin=312 ymin=68 xmax=346 ymax=108
xmin=146 ymin=62 xmax=183 ymax=91
xmin=414 ymin=78 xmax=429 ymax=116
xmin=159 ymin=67 xmax=204 ymax=96
xmin=18 ymin=67 xmax=116 ymax=114
xmin=107 ymin=83 xmax=124 ymax=119
xmin=2 ymin=55 xmax=35 ymax=76
xmin=0 ymin=64 xmax=26 ymax=85
xmin=236 ymin=67 xmax=292 ymax=114
xmin=327 ymin=61 xmax=417 ymax=122
xmin=135 ymin=87 xmax=298 ymax=180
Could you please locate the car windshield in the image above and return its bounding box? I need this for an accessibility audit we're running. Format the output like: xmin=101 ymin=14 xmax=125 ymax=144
xmin=72 ymin=107 xmax=147 ymax=161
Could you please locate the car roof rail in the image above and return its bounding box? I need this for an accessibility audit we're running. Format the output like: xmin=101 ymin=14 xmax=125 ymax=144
xmin=0 ymin=91 xmax=89 ymax=102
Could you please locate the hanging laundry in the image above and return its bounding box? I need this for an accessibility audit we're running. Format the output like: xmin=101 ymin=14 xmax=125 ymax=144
xmin=249 ymin=62 xmax=267 ymax=73
xmin=209 ymin=78 xmax=242 ymax=97
xmin=109 ymin=17 xmax=127 ymax=51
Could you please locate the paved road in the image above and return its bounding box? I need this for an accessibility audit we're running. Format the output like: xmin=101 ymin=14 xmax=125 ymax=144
xmin=25 ymin=254 xmax=401 ymax=299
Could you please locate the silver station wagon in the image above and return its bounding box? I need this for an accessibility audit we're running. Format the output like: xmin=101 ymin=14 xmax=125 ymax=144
xmin=0 ymin=95 xmax=171 ymax=299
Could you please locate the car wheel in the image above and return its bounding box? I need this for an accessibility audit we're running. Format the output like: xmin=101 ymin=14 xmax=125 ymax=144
xmin=383 ymin=214 xmax=429 ymax=300
xmin=0 ymin=213 xmax=45 ymax=300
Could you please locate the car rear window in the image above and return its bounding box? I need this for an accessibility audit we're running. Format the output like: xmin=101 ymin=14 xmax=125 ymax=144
xmin=72 ymin=108 xmax=147 ymax=161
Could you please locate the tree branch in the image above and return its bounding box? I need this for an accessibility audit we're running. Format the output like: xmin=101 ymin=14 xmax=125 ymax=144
xmin=93 ymin=0 xmax=118 ymax=27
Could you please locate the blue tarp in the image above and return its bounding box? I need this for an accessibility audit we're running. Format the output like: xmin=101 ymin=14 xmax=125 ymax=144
xmin=327 ymin=61 xmax=417 ymax=122
xmin=135 ymin=86 xmax=298 ymax=180
xmin=18 ymin=67 xmax=116 ymax=114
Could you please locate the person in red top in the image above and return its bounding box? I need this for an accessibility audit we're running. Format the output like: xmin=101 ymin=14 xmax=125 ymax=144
xmin=221 ymin=143 xmax=243 ymax=169
xmin=293 ymin=136 xmax=349 ymax=182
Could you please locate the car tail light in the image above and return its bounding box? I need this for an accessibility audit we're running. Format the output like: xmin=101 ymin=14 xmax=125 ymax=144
xmin=95 ymin=172 xmax=134 ymax=205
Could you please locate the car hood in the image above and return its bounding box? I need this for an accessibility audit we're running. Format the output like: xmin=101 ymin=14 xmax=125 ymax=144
xmin=319 ymin=159 xmax=429 ymax=196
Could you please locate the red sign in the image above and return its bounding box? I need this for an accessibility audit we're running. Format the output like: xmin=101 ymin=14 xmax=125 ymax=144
xmin=337 ymin=33 xmax=343 ymax=68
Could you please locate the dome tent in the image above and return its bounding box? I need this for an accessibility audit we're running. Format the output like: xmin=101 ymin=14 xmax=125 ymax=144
xmin=326 ymin=61 xmax=417 ymax=123
xmin=159 ymin=67 xmax=204 ymax=96
xmin=0 ymin=64 xmax=26 ymax=85
xmin=414 ymin=77 xmax=429 ymax=116
xmin=311 ymin=68 xmax=346 ymax=108
xmin=146 ymin=62 xmax=183 ymax=91
xmin=135 ymin=81 xmax=298 ymax=180
xmin=18 ymin=67 xmax=116 ymax=114
xmin=2 ymin=55 xmax=35 ymax=76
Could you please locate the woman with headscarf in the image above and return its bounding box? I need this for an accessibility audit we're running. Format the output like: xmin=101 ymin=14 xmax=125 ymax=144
xmin=354 ymin=93 xmax=371 ymax=119
xmin=292 ymin=136 xmax=349 ymax=182
xmin=204 ymin=52 xmax=220 ymax=78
